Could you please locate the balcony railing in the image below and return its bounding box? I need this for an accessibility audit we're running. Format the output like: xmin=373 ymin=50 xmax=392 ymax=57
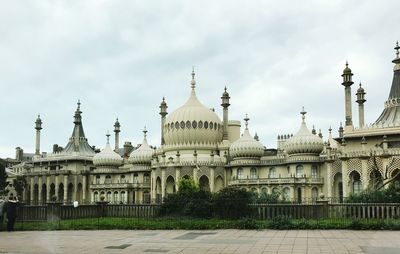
xmin=229 ymin=177 xmax=324 ymax=186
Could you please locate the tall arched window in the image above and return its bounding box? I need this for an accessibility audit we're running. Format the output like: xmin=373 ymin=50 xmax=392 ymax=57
xmin=237 ymin=168 xmax=243 ymax=179
xmin=269 ymin=167 xmax=277 ymax=178
xmin=120 ymin=175 xmax=126 ymax=183
xmin=96 ymin=175 xmax=100 ymax=184
xmin=350 ymin=171 xmax=362 ymax=195
xmin=94 ymin=192 xmax=99 ymax=202
xmin=296 ymin=165 xmax=304 ymax=178
xmin=133 ymin=173 xmax=139 ymax=183
xmin=144 ymin=173 xmax=150 ymax=183
xmin=311 ymin=165 xmax=318 ymax=178
xmin=250 ymin=168 xmax=257 ymax=179
xmin=311 ymin=187 xmax=318 ymax=201
xmin=107 ymin=191 xmax=112 ymax=202
xmin=105 ymin=175 xmax=111 ymax=184
xmin=283 ymin=187 xmax=290 ymax=201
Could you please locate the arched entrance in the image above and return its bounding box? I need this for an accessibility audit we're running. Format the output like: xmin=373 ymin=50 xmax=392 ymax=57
xmin=49 ymin=183 xmax=55 ymax=201
xmin=199 ymin=175 xmax=210 ymax=192
xmin=214 ymin=176 xmax=224 ymax=192
xmin=297 ymin=188 xmax=302 ymax=203
xmin=155 ymin=177 xmax=162 ymax=203
xmin=58 ymin=183 xmax=64 ymax=202
xmin=67 ymin=183 xmax=74 ymax=204
xmin=333 ymin=172 xmax=343 ymax=202
xmin=165 ymin=176 xmax=175 ymax=195
xmin=41 ymin=184 xmax=47 ymax=204
xmin=76 ymin=183 xmax=83 ymax=203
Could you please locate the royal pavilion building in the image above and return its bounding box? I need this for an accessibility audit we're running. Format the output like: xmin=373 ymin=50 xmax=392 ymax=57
xmin=5 ymin=42 xmax=400 ymax=204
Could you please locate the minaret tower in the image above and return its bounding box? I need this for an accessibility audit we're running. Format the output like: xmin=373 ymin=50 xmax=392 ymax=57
xmin=114 ymin=118 xmax=121 ymax=152
xmin=221 ymin=86 xmax=230 ymax=141
xmin=73 ymin=100 xmax=82 ymax=152
xmin=356 ymin=82 xmax=366 ymax=128
xmin=159 ymin=97 xmax=168 ymax=145
xmin=35 ymin=114 xmax=42 ymax=156
xmin=342 ymin=62 xmax=354 ymax=129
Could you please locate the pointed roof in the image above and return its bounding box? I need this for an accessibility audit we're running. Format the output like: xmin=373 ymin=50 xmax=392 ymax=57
xmin=374 ymin=42 xmax=400 ymax=127
xmin=62 ymin=101 xmax=95 ymax=155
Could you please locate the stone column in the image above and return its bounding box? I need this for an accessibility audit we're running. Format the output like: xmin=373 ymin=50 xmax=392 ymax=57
xmin=46 ymin=176 xmax=51 ymax=202
xmin=210 ymin=168 xmax=215 ymax=192
xmin=326 ymin=162 xmax=333 ymax=198
xmin=361 ymin=159 xmax=369 ymax=190
xmin=73 ymin=175 xmax=77 ymax=201
xmin=30 ymin=177 xmax=34 ymax=205
xmin=55 ymin=176 xmax=59 ymax=201
xmin=151 ymin=171 xmax=156 ymax=203
xmin=82 ymin=175 xmax=87 ymax=203
xmin=175 ymin=167 xmax=181 ymax=192
xmin=161 ymin=168 xmax=166 ymax=199
xmin=134 ymin=190 xmax=138 ymax=204
xmin=193 ymin=167 xmax=198 ymax=183
xmin=38 ymin=176 xmax=42 ymax=204
xmin=342 ymin=161 xmax=349 ymax=198
xmin=63 ymin=175 xmax=68 ymax=204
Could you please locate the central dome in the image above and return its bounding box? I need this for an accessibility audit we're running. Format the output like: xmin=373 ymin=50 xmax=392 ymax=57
xmin=164 ymin=71 xmax=223 ymax=146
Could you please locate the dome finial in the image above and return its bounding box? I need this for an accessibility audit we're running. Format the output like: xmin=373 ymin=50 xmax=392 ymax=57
xmin=328 ymin=126 xmax=332 ymax=134
xmin=393 ymin=41 xmax=400 ymax=65
xmin=244 ymin=113 xmax=249 ymax=129
xmin=143 ymin=126 xmax=148 ymax=138
xmin=77 ymin=99 xmax=81 ymax=111
xmin=191 ymin=67 xmax=196 ymax=90
xmin=106 ymin=131 xmax=110 ymax=144
xmin=300 ymin=107 xmax=307 ymax=122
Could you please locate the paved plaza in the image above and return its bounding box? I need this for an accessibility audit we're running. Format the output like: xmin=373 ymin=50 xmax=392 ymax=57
xmin=1 ymin=230 xmax=400 ymax=254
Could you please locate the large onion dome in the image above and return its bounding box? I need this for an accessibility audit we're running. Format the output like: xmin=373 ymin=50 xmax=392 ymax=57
xmin=285 ymin=109 xmax=324 ymax=156
xmin=163 ymin=70 xmax=223 ymax=146
xmin=230 ymin=115 xmax=264 ymax=158
xmin=93 ymin=133 xmax=123 ymax=167
xmin=129 ymin=128 xmax=153 ymax=165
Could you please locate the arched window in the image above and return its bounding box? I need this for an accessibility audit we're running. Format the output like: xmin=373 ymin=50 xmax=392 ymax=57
xmin=113 ymin=191 xmax=118 ymax=203
xmin=107 ymin=191 xmax=112 ymax=202
xmin=121 ymin=191 xmax=126 ymax=204
xmin=94 ymin=191 xmax=99 ymax=202
xmin=105 ymin=175 xmax=111 ymax=184
xmin=350 ymin=171 xmax=362 ymax=195
xmin=192 ymin=121 xmax=197 ymax=129
xmin=296 ymin=165 xmax=304 ymax=178
xmin=180 ymin=121 xmax=185 ymax=129
xmin=269 ymin=167 xmax=277 ymax=178
xmin=175 ymin=122 xmax=179 ymax=129
xmin=96 ymin=175 xmax=100 ymax=184
xmin=120 ymin=175 xmax=126 ymax=183
xmin=237 ymin=168 xmax=244 ymax=179
xmin=311 ymin=165 xmax=318 ymax=178
xmin=311 ymin=187 xmax=318 ymax=201
xmin=250 ymin=168 xmax=257 ymax=179
xmin=210 ymin=122 xmax=214 ymax=129
xmin=283 ymin=187 xmax=290 ymax=201
xmin=143 ymin=173 xmax=150 ymax=183
xmin=186 ymin=121 xmax=191 ymax=129
xmin=204 ymin=121 xmax=209 ymax=129
xmin=133 ymin=173 xmax=138 ymax=183
xmin=198 ymin=121 xmax=203 ymax=129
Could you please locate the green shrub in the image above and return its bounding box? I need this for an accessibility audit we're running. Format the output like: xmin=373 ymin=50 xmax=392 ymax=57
xmin=212 ymin=187 xmax=253 ymax=219
xmin=236 ymin=217 xmax=259 ymax=229
xmin=268 ymin=215 xmax=293 ymax=229
xmin=346 ymin=183 xmax=400 ymax=203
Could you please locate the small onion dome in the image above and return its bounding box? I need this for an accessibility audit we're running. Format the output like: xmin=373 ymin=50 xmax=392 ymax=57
xmin=357 ymin=84 xmax=365 ymax=93
xmin=285 ymin=109 xmax=324 ymax=155
xmin=343 ymin=61 xmax=352 ymax=74
xmin=93 ymin=133 xmax=123 ymax=167
xmin=230 ymin=115 xmax=264 ymax=158
xmin=129 ymin=128 xmax=153 ymax=165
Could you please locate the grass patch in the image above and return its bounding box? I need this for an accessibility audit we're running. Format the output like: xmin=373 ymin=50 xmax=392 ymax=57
xmin=11 ymin=217 xmax=400 ymax=231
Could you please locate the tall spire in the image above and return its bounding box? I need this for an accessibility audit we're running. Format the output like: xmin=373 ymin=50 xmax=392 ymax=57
xmin=244 ymin=113 xmax=249 ymax=129
xmin=106 ymin=131 xmax=110 ymax=144
xmin=393 ymin=41 xmax=400 ymax=65
xmin=300 ymin=107 xmax=307 ymax=123
xmin=191 ymin=67 xmax=196 ymax=90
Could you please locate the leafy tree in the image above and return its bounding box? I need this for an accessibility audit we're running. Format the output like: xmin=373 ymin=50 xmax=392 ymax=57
xmin=177 ymin=177 xmax=199 ymax=194
xmin=253 ymin=191 xmax=280 ymax=204
xmin=0 ymin=163 xmax=9 ymax=196
xmin=13 ymin=175 xmax=27 ymax=199
xmin=346 ymin=183 xmax=400 ymax=203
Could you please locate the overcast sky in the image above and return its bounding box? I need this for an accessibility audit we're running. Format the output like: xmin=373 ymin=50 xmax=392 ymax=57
xmin=0 ymin=0 xmax=399 ymax=158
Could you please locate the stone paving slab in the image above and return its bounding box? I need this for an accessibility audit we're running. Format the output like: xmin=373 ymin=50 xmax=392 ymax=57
xmin=1 ymin=230 xmax=400 ymax=254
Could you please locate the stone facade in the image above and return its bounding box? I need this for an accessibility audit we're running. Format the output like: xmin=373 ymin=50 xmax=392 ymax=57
xmin=5 ymin=43 xmax=400 ymax=204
